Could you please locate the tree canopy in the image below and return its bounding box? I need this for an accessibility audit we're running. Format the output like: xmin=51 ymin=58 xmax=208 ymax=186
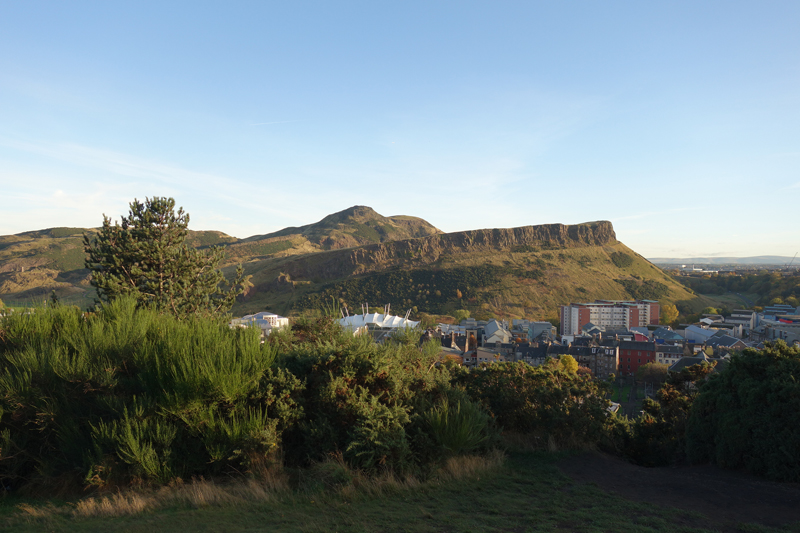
xmin=84 ymin=197 xmax=247 ymax=317
xmin=686 ymin=341 xmax=800 ymax=481
xmin=660 ymin=303 xmax=679 ymax=325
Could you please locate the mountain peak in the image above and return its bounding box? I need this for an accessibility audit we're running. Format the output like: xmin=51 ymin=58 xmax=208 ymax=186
xmin=318 ymin=205 xmax=381 ymax=225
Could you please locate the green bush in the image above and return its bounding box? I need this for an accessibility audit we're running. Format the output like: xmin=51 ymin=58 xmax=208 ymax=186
xmin=276 ymin=322 xmax=452 ymax=473
xmin=454 ymin=362 xmax=612 ymax=448
xmin=0 ymin=298 xmax=296 ymax=488
xmin=623 ymin=363 xmax=714 ymax=467
xmin=610 ymin=252 xmax=634 ymax=268
xmin=422 ymin=397 xmax=494 ymax=457
xmin=685 ymin=341 xmax=800 ymax=481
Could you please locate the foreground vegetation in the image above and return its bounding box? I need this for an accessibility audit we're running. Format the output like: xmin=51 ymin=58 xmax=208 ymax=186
xmin=0 ymin=298 xmax=608 ymax=491
xmin=5 ymin=450 xmax=795 ymax=533
xmin=2 ymin=299 xmax=799 ymax=530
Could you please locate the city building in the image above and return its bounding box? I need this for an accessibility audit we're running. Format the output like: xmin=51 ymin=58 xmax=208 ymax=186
xmin=229 ymin=311 xmax=290 ymax=338
xmin=559 ymin=300 xmax=660 ymax=336
xmin=619 ymin=341 xmax=656 ymax=376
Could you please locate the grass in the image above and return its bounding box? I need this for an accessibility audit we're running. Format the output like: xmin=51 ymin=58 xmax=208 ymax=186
xmin=620 ymin=385 xmax=632 ymax=402
xmin=2 ymin=450 xmax=787 ymax=533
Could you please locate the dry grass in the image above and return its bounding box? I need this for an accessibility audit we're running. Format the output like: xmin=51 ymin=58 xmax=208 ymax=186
xmin=14 ymin=451 xmax=505 ymax=522
xmin=436 ymin=448 xmax=505 ymax=481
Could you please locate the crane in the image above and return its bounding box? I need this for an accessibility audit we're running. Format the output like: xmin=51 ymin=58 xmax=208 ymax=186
xmin=788 ymin=252 xmax=798 ymax=268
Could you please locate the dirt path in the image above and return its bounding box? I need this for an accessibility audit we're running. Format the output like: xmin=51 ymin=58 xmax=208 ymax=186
xmin=558 ymin=451 xmax=800 ymax=531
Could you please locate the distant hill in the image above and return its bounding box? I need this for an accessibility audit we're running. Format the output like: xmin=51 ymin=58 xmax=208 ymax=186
xmin=0 ymin=207 xmax=441 ymax=308
xmin=228 ymin=219 xmax=709 ymax=320
xmin=0 ymin=210 xmax=713 ymax=319
xmin=0 ymin=227 xmax=236 ymax=306
xmin=649 ymin=256 xmax=796 ymax=265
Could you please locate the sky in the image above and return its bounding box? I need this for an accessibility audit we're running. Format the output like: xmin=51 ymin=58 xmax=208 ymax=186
xmin=1 ymin=1 xmax=798 ymax=259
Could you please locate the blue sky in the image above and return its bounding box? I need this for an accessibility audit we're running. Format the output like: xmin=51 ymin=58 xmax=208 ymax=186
xmin=1 ymin=1 xmax=798 ymax=258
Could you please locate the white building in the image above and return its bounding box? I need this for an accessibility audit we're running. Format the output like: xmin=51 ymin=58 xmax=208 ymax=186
xmin=230 ymin=311 xmax=290 ymax=338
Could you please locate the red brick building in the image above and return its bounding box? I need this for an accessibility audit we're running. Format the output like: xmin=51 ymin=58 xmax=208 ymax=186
xmin=559 ymin=300 xmax=660 ymax=336
xmin=618 ymin=341 xmax=656 ymax=376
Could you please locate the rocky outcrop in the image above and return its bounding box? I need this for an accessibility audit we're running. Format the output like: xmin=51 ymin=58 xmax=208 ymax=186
xmin=275 ymin=221 xmax=616 ymax=282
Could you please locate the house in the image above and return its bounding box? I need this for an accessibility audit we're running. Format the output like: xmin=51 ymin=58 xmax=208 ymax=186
xmin=655 ymin=344 xmax=684 ymax=367
xmin=726 ymin=309 xmax=757 ymax=331
xmin=570 ymin=344 xmax=619 ymax=379
xmin=618 ymin=341 xmax=656 ymax=376
xmin=515 ymin=344 xmax=549 ymax=367
xmin=652 ymin=327 xmax=685 ymax=344
xmin=461 ymin=348 xmax=507 ymax=366
xmin=229 ymin=311 xmax=290 ymax=338
xmin=528 ymin=321 xmax=557 ymax=341
xmin=483 ymin=319 xmax=512 ymax=345
xmin=704 ymin=332 xmax=747 ymax=354
xmin=669 ymin=352 xmax=714 ymax=372
xmin=683 ymin=325 xmax=719 ymax=344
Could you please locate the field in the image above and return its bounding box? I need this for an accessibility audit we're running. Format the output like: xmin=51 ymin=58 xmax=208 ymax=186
xmin=3 ymin=450 xmax=799 ymax=533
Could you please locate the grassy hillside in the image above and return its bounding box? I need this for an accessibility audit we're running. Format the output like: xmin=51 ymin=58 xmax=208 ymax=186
xmin=0 ymin=228 xmax=235 ymax=308
xmin=231 ymin=221 xmax=709 ymax=320
xmin=242 ymin=205 xmax=442 ymax=250
xmin=3 ymin=451 xmax=792 ymax=532
xmin=0 ymin=211 xmax=713 ymax=318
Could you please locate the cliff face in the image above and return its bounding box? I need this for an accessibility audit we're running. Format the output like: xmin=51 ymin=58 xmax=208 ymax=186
xmin=275 ymin=221 xmax=616 ymax=282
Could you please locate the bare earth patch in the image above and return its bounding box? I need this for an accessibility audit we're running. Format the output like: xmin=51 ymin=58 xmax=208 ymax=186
xmin=558 ymin=451 xmax=800 ymax=531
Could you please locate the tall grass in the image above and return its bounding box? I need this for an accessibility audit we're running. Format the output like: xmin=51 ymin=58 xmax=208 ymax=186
xmin=422 ymin=397 xmax=493 ymax=457
xmin=0 ymin=298 xmax=284 ymax=489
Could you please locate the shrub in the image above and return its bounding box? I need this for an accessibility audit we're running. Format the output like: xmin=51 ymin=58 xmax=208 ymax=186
xmin=624 ymin=363 xmax=715 ymax=466
xmin=454 ymin=362 xmax=612 ymax=448
xmin=610 ymin=252 xmax=634 ymax=268
xmin=0 ymin=298 xmax=295 ymax=488
xmin=422 ymin=397 xmax=494 ymax=457
xmin=276 ymin=319 xmax=453 ymax=473
xmin=685 ymin=341 xmax=800 ymax=481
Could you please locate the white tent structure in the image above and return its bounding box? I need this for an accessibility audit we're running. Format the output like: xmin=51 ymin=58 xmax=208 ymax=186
xmin=338 ymin=310 xmax=420 ymax=342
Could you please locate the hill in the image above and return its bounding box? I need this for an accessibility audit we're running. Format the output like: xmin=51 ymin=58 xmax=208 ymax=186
xmin=0 ymin=227 xmax=236 ymax=306
xmin=0 ymin=210 xmax=711 ymax=318
xmin=229 ymin=219 xmax=708 ymax=320
xmin=216 ymin=206 xmax=442 ymax=265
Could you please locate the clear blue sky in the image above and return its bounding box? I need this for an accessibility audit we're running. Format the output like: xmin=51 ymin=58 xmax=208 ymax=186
xmin=1 ymin=1 xmax=798 ymax=258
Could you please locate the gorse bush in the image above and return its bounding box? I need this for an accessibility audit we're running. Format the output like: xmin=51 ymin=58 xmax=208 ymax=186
xmin=453 ymin=361 xmax=613 ymax=449
xmin=276 ymin=321 xmax=454 ymax=473
xmin=0 ymin=298 xmax=294 ymax=488
xmin=422 ymin=397 xmax=494 ymax=457
xmin=0 ymin=299 xmax=476 ymax=489
xmin=622 ymin=363 xmax=715 ymax=466
xmin=685 ymin=341 xmax=800 ymax=481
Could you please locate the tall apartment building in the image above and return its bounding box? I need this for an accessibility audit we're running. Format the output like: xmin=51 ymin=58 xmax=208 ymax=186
xmin=559 ymin=300 xmax=660 ymax=336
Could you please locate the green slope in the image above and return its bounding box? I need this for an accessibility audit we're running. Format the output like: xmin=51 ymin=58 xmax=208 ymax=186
xmin=230 ymin=220 xmax=708 ymax=320
xmin=0 ymin=212 xmax=711 ymax=318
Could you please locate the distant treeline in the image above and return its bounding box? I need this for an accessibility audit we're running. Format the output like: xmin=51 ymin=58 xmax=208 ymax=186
xmin=677 ymin=272 xmax=800 ymax=307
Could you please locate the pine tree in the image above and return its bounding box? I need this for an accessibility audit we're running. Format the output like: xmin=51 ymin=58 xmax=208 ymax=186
xmin=84 ymin=197 xmax=248 ymax=317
